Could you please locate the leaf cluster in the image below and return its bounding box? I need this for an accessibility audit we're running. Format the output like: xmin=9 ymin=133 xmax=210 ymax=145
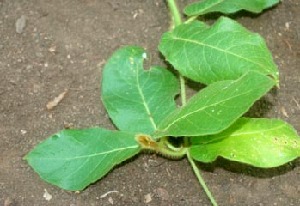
xmin=25 ymin=1 xmax=299 ymax=202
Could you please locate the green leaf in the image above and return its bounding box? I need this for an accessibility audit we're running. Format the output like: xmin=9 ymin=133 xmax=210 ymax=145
xmin=184 ymin=0 xmax=280 ymax=16
xmin=159 ymin=17 xmax=279 ymax=85
xmin=189 ymin=118 xmax=300 ymax=167
xmin=25 ymin=128 xmax=140 ymax=191
xmin=101 ymin=46 xmax=179 ymax=135
xmin=154 ymin=71 xmax=274 ymax=138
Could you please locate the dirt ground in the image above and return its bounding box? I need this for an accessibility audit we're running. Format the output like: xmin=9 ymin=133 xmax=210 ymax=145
xmin=0 ymin=0 xmax=299 ymax=205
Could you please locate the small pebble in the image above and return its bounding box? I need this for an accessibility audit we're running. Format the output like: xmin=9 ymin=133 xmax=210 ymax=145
xmin=108 ymin=197 xmax=113 ymax=205
xmin=16 ymin=15 xmax=27 ymax=34
xmin=155 ymin=188 xmax=169 ymax=201
xmin=144 ymin=193 xmax=152 ymax=204
xmin=43 ymin=189 xmax=52 ymax=201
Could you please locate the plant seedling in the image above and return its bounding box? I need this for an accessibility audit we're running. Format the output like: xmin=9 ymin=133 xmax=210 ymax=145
xmin=25 ymin=0 xmax=300 ymax=205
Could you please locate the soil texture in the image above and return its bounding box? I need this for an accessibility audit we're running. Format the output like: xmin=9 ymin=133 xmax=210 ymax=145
xmin=0 ymin=0 xmax=299 ymax=205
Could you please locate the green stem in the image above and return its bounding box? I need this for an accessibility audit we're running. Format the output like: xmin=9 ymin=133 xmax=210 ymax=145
xmin=186 ymin=15 xmax=198 ymax=24
xmin=180 ymin=75 xmax=187 ymax=106
xmin=187 ymin=151 xmax=218 ymax=206
xmin=167 ymin=0 xmax=186 ymax=106
xmin=166 ymin=2 xmax=217 ymax=205
xmin=167 ymin=0 xmax=182 ymax=27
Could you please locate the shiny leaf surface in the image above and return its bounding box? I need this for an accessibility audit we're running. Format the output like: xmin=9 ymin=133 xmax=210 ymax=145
xmin=159 ymin=17 xmax=278 ymax=85
xmin=190 ymin=118 xmax=300 ymax=167
xmin=155 ymin=71 xmax=274 ymax=138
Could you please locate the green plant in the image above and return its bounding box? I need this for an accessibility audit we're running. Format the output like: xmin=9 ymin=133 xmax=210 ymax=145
xmin=25 ymin=0 xmax=300 ymax=205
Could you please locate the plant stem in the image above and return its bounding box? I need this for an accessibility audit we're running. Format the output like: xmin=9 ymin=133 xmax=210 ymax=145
xmin=187 ymin=151 xmax=218 ymax=206
xmin=166 ymin=2 xmax=217 ymax=205
xmin=186 ymin=15 xmax=198 ymax=24
xmin=167 ymin=0 xmax=182 ymax=27
xmin=167 ymin=0 xmax=187 ymax=106
xmin=180 ymin=75 xmax=187 ymax=105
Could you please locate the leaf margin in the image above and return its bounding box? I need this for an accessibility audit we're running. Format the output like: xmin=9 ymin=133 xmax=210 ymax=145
xmin=24 ymin=128 xmax=141 ymax=191
xmin=189 ymin=117 xmax=300 ymax=167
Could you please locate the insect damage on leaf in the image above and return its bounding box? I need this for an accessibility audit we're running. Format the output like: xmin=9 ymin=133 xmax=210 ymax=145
xmin=101 ymin=46 xmax=179 ymax=135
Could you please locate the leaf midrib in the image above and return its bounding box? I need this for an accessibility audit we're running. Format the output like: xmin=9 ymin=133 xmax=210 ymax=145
xmin=37 ymin=145 xmax=139 ymax=160
xmin=189 ymin=0 xmax=224 ymax=14
xmin=229 ymin=124 xmax=285 ymax=137
xmin=160 ymin=82 xmax=258 ymax=132
xmin=136 ymin=64 xmax=157 ymax=131
xmin=193 ymin=124 xmax=287 ymax=145
xmin=172 ymin=36 xmax=266 ymax=71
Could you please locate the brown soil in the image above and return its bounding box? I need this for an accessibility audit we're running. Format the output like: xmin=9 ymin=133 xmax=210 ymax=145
xmin=1 ymin=0 xmax=299 ymax=205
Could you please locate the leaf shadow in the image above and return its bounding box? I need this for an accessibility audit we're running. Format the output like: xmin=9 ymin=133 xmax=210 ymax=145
xmin=185 ymin=78 xmax=206 ymax=92
xmin=244 ymin=87 xmax=278 ymax=118
xmin=199 ymin=11 xmax=260 ymax=24
xmin=190 ymin=4 xmax=280 ymax=24
xmin=195 ymin=157 xmax=300 ymax=178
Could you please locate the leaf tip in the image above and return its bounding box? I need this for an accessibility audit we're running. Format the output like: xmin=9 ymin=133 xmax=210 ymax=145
xmin=23 ymin=155 xmax=28 ymax=161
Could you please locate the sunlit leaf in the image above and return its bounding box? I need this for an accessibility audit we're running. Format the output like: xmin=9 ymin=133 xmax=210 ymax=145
xmin=25 ymin=128 xmax=140 ymax=191
xmin=189 ymin=118 xmax=300 ymax=167
xmin=184 ymin=0 xmax=280 ymax=16
xmin=154 ymin=71 xmax=274 ymax=138
xmin=102 ymin=46 xmax=179 ymax=134
xmin=159 ymin=17 xmax=279 ymax=85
